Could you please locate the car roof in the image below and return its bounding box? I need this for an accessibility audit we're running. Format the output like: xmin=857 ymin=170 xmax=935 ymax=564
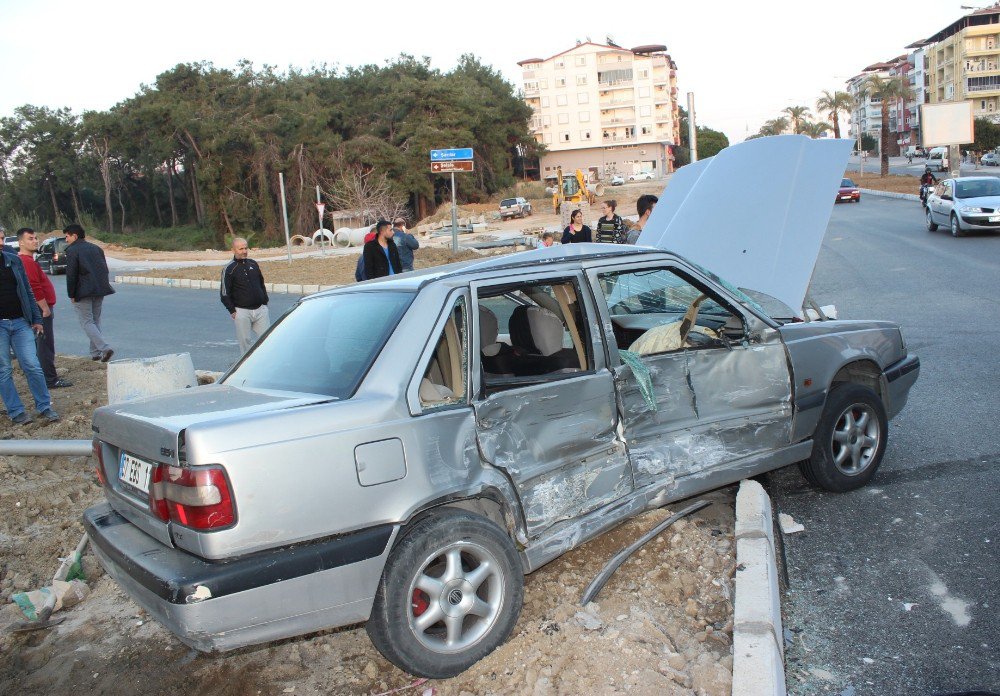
xmin=313 ymin=244 xmax=664 ymax=296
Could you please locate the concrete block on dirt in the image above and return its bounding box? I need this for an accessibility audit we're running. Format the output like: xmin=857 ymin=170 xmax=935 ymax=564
xmin=153 ymin=278 xmax=166 ymax=286
xmin=732 ymin=630 xmax=786 ymax=696
xmin=301 ymin=284 xmax=320 ymax=294
xmin=271 ymin=283 xmax=288 ymax=294
xmin=286 ymin=284 xmax=303 ymax=295
xmin=735 ymin=478 xmax=774 ymax=548
xmin=179 ymin=278 xmax=192 ymax=288
xmin=735 ymin=537 xmax=782 ymax=649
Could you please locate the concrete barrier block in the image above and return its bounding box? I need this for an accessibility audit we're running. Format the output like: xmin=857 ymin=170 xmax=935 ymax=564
xmin=301 ymin=284 xmax=320 ymax=294
xmin=736 ymin=478 xmax=774 ymax=548
xmin=209 ymin=280 xmax=221 ymax=290
xmin=732 ymin=631 xmax=786 ymax=696
xmin=735 ymin=537 xmax=781 ymax=644
xmin=153 ymin=278 xmax=166 ymax=286
xmin=286 ymin=284 xmax=303 ymax=294
xmin=179 ymin=278 xmax=192 ymax=288
xmin=271 ymin=283 xmax=288 ymax=294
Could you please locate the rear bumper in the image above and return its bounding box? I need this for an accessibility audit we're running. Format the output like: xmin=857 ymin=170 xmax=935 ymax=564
xmin=885 ymin=353 xmax=920 ymax=420
xmin=83 ymin=502 xmax=396 ymax=652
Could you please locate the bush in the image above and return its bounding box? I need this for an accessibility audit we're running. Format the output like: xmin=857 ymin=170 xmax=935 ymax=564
xmin=92 ymin=225 xmax=218 ymax=251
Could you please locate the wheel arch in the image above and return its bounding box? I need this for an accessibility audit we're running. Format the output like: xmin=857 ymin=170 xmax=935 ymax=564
xmin=829 ymin=358 xmax=887 ymax=403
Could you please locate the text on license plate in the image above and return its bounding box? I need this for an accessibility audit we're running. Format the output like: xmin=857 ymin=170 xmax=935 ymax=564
xmin=119 ymin=452 xmax=153 ymax=494
xmin=840 ymin=195 xmax=851 ymax=199
xmin=990 ymin=216 xmax=1000 ymax=222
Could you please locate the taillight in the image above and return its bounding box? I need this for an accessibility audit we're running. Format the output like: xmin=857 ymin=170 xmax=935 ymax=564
xmin=149 ymin=465 xmax=234 ymax=530
xmin=92 ymin=439 xmax=107 ymax=487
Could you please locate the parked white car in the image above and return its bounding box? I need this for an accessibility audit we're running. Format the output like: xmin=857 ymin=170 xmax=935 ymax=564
xmin=610 ymin=175 xmax=625 ymax=186
xmin=628 ymin=171 xmax=655 ymax=181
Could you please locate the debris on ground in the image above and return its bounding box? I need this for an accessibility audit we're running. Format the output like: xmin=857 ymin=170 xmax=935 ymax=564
xmin=779 ymin=512 xmax=805 ymax=534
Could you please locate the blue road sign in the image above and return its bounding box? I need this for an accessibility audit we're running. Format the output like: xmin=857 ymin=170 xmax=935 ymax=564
xmin=431 ymin=148 xmax=474 ymax=162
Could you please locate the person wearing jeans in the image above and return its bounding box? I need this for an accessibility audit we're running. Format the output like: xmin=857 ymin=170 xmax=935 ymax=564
xmin=0 ymin=247 xmax=58 ymax=424
xmin=64 ymin=224 xmax=115 ymax=362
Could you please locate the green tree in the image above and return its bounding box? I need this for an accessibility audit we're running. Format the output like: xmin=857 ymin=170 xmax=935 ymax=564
xmin=972 ymin=117 xmax=1000 ymax=152
xmin=801 ymin=121 xmax=832 ymax=138
xmin=782 ymin=106 xmax=811 ymax=135
xmin=816 ymin=90 xmax=853 ymax=139
xmin=859 ymin=75 xmax=912 ymax=176
xmin=758 ymin=117 xmax=790 ymax=137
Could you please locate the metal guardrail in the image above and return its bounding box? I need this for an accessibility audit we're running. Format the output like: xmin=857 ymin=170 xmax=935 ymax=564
xmin=0 ymin=439 xmax=92 ymax=456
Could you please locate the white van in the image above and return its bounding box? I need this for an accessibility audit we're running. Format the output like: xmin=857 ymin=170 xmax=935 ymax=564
xmin=927 ymin=147 xmax=949 ymax=172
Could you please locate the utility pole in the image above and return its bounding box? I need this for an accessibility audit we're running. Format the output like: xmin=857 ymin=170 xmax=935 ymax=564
xmin=687 ymin=92 xmax=698 ymax=163
xmin=278 ymin=173 xmax=291 ymax=263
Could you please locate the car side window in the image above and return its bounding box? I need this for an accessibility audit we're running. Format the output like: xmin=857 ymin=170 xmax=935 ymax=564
xmin=477 ymin=279 xmax=592 ymax=392
xmin=598 ymin=267 xmax=745 ymax=356
xmin=419 ymin=296 xmax=468 ymax=409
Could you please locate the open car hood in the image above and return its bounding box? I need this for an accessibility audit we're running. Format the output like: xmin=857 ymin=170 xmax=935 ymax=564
xmin=637 ymin=135 xmax=853 ymax=316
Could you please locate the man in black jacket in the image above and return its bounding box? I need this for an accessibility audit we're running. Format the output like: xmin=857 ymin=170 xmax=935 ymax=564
xmin=362 ymin=220 xmax=402 ymax=279
xmin=220 ymin=237 xmax=270 ymax=355
xmin=64 ymin=224 xmax=115 ymax=362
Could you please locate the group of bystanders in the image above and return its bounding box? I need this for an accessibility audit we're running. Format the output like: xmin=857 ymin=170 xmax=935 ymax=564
xmin=559 ymin=196 xmax=659 ymax=247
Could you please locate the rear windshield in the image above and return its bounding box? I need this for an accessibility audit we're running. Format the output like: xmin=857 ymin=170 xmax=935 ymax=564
xmin=223 ymin=291 xmax=413 ymax=398
xmin=500 ymin=199 xmax=517 ymax=207
xmin=955 ymin=179 xmax=1000 ymax=198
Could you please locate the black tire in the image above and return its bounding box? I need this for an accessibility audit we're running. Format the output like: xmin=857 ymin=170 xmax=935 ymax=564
xmin=799 ymin=384 xmax=888 ymax=493
xmin=366 ymin=510 xmax=523 ymax=678
xmin=950 ymin=214 xmax=964 ymax=238
xmin=926 ymin=209 xmax=938 ymax=232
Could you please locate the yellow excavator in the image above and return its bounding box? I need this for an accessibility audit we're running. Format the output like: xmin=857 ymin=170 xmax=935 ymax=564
xmin=552 ymin=167 xmax=605 ymax=213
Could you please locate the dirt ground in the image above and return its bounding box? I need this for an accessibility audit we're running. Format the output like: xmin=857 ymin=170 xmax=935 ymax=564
xmin=0 ymin=357 xmax=735 ymax=695
xmin=849 ymin=172 xmax=921 ymax=194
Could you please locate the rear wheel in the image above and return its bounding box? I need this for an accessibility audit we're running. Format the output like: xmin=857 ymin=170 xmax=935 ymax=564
xmin=367 ymin=511 xmax=523 ymax=678
xmin=799 ymin=384 xmax=887 ymax=492
xmin=926 ymin=209 xmax=938 ymax=231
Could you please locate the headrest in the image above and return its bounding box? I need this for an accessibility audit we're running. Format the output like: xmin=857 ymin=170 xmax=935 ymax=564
xmin=509 ymin=305 xmax=564 ymax=356
xmin=479 ymin=306 xmax=500 ymax=356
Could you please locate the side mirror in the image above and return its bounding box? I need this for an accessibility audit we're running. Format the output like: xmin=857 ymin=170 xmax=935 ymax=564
xmin=942 ymin=194 xmax=953 ymax=201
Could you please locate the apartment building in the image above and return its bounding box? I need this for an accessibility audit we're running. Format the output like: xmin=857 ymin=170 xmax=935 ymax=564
xmin=518 ymin=41 xmax=681 ymax=181
xmin=911 ymin=5 xmax=1000 ymax=123
xmin=846 ymin=59 xmax=897 ymax=146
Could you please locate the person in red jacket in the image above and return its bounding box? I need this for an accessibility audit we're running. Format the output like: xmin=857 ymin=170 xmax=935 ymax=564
xmin=17 ymin=228 xmax=72 ymax=388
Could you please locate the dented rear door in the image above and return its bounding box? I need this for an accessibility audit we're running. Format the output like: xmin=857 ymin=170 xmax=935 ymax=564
xmin=471 ymin=271 xmax=632 ymax=540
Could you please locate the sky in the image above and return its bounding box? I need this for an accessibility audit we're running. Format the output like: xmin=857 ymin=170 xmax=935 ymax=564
xmin=0 ymin=0 xmax=975 ymax=143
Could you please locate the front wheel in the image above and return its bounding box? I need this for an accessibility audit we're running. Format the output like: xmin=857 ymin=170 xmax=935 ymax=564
xmin=367 ymin=511 xmax=523 ymax=678
xmin=799 ymin=384 xmax=887 ymax=492
xmin=951 ymin=214 xmax=964 ymax=237
xmin=926 ymin=209 xmax=938 ymax=231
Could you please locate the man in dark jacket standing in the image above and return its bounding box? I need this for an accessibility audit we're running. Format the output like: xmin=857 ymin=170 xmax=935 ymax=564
xmin=64 ymin=223 xmax=115 ymax=362
xmin=391 ymin=217 xmax=419 ymax=272
xmin=0 ymin=246 xmax=58 ymax=424
xmin=220 ymin=237 xmax=270 ymax=355
xmin=362 ymin=220 xmax=402 ymax=279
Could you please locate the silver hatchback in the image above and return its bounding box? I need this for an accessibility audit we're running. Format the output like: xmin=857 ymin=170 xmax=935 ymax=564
xmin=925 ymin=176 xmax=1000 ymax=237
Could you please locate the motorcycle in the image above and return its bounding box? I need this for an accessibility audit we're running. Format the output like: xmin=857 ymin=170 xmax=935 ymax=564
xmin=919 ymin=183 xmax=931 ymax=209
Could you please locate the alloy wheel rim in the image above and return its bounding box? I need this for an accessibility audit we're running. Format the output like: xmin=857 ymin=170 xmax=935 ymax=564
xmin=952 ymin=217 xmax=959 ymax=236
xmin=830 ymin=403 xmax=881 ymax=476
xmin=407 ymin=540 xmax=504 ymax=653
xmin=926 ymin=210 xmax=933 ymax=229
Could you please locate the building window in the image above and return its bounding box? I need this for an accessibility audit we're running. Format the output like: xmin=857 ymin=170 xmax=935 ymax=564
xmin=541 ymin=96 xmax=550 ymax=108
xmin=638 ymin=69 xmax=649 ymax=79
xmin=577 ymin=92 xmax=589 ymax=104
xmin=540 ymin=79 xmax=548 ymax=89
xmin=544 ymin=134 xmax=553 ymax=144
xmin=559 ymin=131 xmax=571 ymax=142
xmin=575 ymin=55 xmax=587 ymax=66
xmin=641 ymin=125 xmax=652 ymax=135
xmin=579 ymin=111 xmax=590 ymax=122
xmin=558 ymin=113 xmax=569 ymax=124
xmin=639 ymin=105 xmax=652 ymax=117
xmin=555 ymin=60 xmax=565 ymax=69
xmin=556 ymin=94 xmax=568 ymax=106
xmin=577 ymin=75 xmax=587 ymax=86
xmin=638 ymin=86 xmax=650 ymax=98
xmin=542 ymin=115 xmax=551 ymax=126
xmin=524 ymin=81 xmax=538 ymax=91
xmin=556 ymin=77 xmax=567 ymax=87
xmin=580 ymin=130 xmax=591 ymax=140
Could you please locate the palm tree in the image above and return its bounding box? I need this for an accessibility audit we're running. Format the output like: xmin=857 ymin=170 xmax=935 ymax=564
xmin=801 ymin=121 xmax=833 ymax=139
xmin=860 ymin=75 xmax=913 ymax=176
xmin=782 ymin=105 xmax=811 ymax=134
xmin=759 ymin=117 xmax=790 ymax=137
xmin=816 ymin=90 xmax=854 ymax=139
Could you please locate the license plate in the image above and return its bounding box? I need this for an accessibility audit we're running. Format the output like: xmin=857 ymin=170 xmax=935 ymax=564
xmin=119 ymin=452 xmax=153 ymax=494
xmin=840 ymin=195 xmax=851 ymax=200
xmin=990 ymin=216 xmax=1000 ymax=222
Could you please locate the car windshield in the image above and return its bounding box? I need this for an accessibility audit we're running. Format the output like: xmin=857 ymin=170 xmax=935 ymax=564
xmin=223 ymin=291 xmax=413 ymax=398
xmin=955 ymin=179 xmax=1000 ymax=198
xmin=841 ymin=178 xmax=855 ymax=187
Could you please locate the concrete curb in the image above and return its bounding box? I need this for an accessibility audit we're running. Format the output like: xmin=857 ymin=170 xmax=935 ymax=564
xmin=733 ymin=479 xmax=786 ymax=696
xmin=860 ymin=188 xmax=920 ymax=202
xmin=113 ymin=275 xmax=341 ymax=295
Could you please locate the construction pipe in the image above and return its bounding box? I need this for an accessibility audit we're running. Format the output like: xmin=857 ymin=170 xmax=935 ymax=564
xmin=334 ymin=225 xmax=375 ymax=248
xmin=289 ymin=234 xmax=312 ymax=247
xmin=0 ymin=440 xmax=92 ymax=456
xmin=587 ymin=183 xmax=606 ymax=197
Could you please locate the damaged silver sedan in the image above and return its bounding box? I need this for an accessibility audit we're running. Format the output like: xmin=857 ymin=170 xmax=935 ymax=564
xmin=83 ymin=243 xmax=918 ymax=678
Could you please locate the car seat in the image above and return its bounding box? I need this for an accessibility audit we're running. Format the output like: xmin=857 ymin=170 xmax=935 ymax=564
xmin=508 ymin=305 xmax=578 ymax=376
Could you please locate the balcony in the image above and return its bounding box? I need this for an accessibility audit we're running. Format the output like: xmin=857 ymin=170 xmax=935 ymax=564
xmin=598 ymin=80 xmax=634 ymax=89
xmin=601 ymin=116 xmax=635 ymax=126
xmin=602 ymin=133 xmax=638 ymax=144
xmin=599 ymin=97 xmax=635 ymax=107
xmin=524 ymin=87 xmax=539 ymax=97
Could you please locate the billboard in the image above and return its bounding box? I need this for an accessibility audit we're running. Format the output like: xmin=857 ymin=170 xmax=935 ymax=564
xmin=920 ymin=102 xmax=974 ymax=147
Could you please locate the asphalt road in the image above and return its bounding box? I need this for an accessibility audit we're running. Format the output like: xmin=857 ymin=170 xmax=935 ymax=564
xmin=769 ymin=196 xmax=999 ymax=694
xmin=41 ymin=197 xmax=998 ymax=693
xmin=46 ymin=281 xmax=304 ymax=373
xmin=846 ymin=154 xmax=1000 ymax=179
